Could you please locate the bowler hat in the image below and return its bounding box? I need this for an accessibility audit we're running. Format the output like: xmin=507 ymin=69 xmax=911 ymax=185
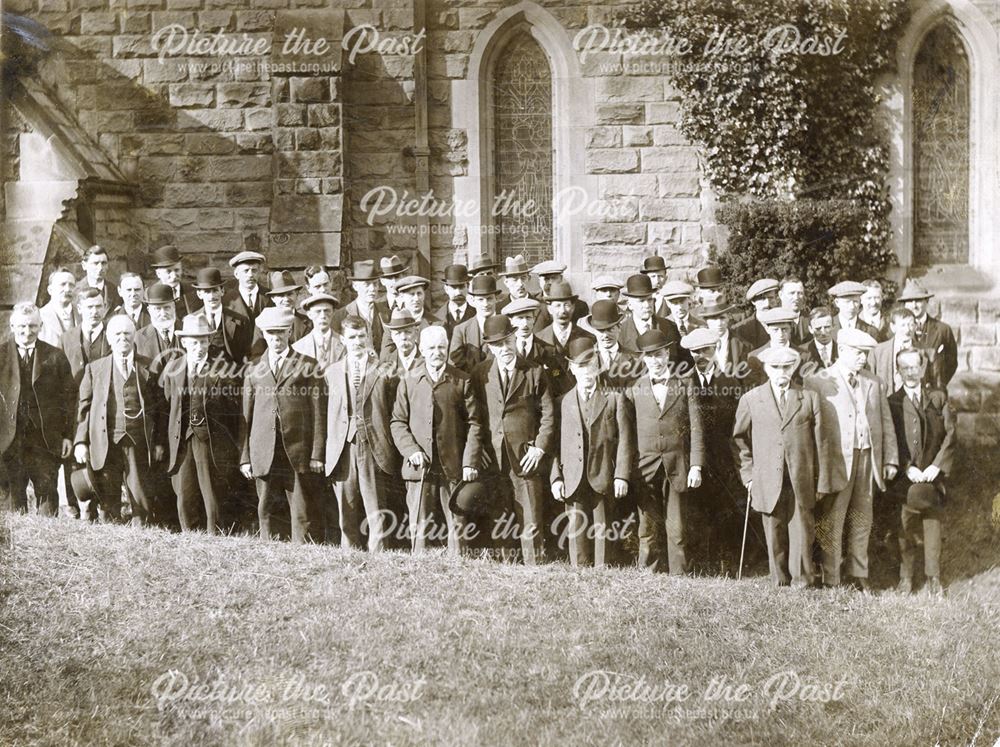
xmin=467 ymin=276 xmax=499 ymax=297
xmin=544 ymin=280 xmax=577 ymax=302
xmin=449 ymin=479 xmax=493 ymax=518
xmin=70 ymin=466 xmax=100 ymax=504
xmin=498 ymin=254 xmax=530 ymax=277
xmin=896 ymin=278 xmax=933 ymax=302
xmin=145 ymin=282 xmax=175 ymax=306
xmin=641 ymin=255 xmax=667 ymax=274
xmin=346 ymin=260 xmax=381 ymax=281
xmin=637 ymin=329 xmax=674 ymax=354
xmin=482 ymin=315 xmax=515 ymax=344
xmin=267 ymin=271 xmax=302 ymax=296
xmin=622 ymin=274 xmax=654 ymax=298
xmin=565 ymin=337 xmax=598 ymax=365
xmin=385 ymin=309 xmax=419 ymax=330
xmin=176 ymin=314 xmax=215 ymax=338
xmin=695 ymin=266 xmax=724 ymax=289
xmin=443 ymin=264 xmax=469 ymax=286
xmin=380 ymin=254 xmax=408 ymax=278
xmin=150 ymin=244 xmax=182 ymax=268
xmin=906 ymin=482 xmax=940 ymax=511
xmin=588 ymin=299 xmax=623 ymax=330
xmin=192 ymin=267 xmax=224 ymax=290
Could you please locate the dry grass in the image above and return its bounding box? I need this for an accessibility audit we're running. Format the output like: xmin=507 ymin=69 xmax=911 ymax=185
xmin=1 ymin=454 xmax=998 ymax=746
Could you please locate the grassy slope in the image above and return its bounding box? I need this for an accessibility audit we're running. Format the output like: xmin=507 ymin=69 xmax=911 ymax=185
xmin=1 ymin=511 xmax=998 ymax=747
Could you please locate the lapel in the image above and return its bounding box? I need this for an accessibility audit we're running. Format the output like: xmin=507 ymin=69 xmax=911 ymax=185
xmin=361 ymin=354 xmax=379 ymax=403
xmin=565 ymin=387 xmax=584 ymax=435
xmin=781 ymin=386 xmax=802 ymax=429
xmin=3 ymin=344 xmax=19 ymax=398
xmin=660 ymin=380 xmax=683 ymax=417
xmin=486 ymin=360 xmax=505 ymax=409
xmin=276 ymin=351 xmax=299 ymax=384
xmin=506 ymin=361 xmax=525 ymax=402
xmin=587 ymin=387 xmax=608 ymax=425
xmin=31 ymin=344 xmax=42 ymax=384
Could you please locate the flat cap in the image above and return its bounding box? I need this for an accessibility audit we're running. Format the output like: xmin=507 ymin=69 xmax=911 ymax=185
xmin=746 ymin=278 xmax=780 ymax=302
xmin=255 ymin=306 xmax=295 ymax=331
xmin=837 ymin=327 xmax=878 ymax=351
xmin=827 ymin=280 xmax=867 ymax=298
xmin=757 ymin=346 xmax=801 ymax=367
xmin=759 ymin=307 xmax=799 ymax=326
xmin=503 ymin=297 xmax=540 ymax=316
xmin=660 ymin=280 xmax=695 ymax=299
xmin=531 ymin=260 xmax=566 ymax=276
xmin=300 ymin=292 xmax=338 ymax=310
xmin=229 ymin=250 xmax=266 ymax=267
xmin=681 ymin=327 xmax=720 ymax=351
xmin=395 ymin=275 xmax=429 ymax=293
xmin=591 ymin=274 xmax=624 ymax=291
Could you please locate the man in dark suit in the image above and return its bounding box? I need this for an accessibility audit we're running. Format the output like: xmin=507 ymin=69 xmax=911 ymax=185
xmin=888 ymin=347 xmax=955 ymax=595
xmin=659 ymin=280 xmax=706 ymax=376
xmin=700 ymin=301 xmax=752 ymax=380
xmin=473 ymin=315 xmax=555 ymax=565
xmin=379 ymin=254 xmax=408 ymax=314
xmin=860 ymin=279 xmax=891 ymax=343
xmin=74 ymin=314 xmax=166 ymax=524
xmin=151 ymin=244 xmax=200 ymax=319
xmin=629 ymin=330 xmax=704 ymax=574
xmin=433 ymin=264 xmax=475 ymax=336
xmin=797 ymin=306 xmax=838 ymax=378
xmin=110 ymin=273 xmax=150 ymax=330
xmin=62 ymin=288 xmax=111 ymax=383
xmin=590 ymin=300 xmax=644 ymax=388
xmin=640 ymin=255 xmax=668 ymax=314
xmin=503 ymin=297 xmax=562 ymax=383
xmin=134 ymin=282 xmax=184 ymax=376
xmin=551 ymin=337 xmax=634 ymax=568
xmin=384 ymin=275 xmax=439 ymax=356
xmin=391 ymin=325 xmax=483 ymax=553
xmin=732 ymin=278 xmax=779 ymax=350
xmin=869 ymin=306 xmax=944 ymax=392
xmin=587 ymin=275 xmax=626 ymax=327
xmin=778 ymin=277 xmax=812 ymax=346
xmin=76 ymin=245 xmax=121 ymax=318
xmin=617 ymin=274 xmax=678 ymax=357
xmin=897 ymin=279 xmax=959 ymax=387
xmin=746 ymin=307 xmax=800 ymax=385
xmin=829 ymin=280 xmax=880 ymax=339
xmin=239 ymin=307 xmax=326 ymax=543
xmin=497 ymin=255 xmax=552 ymax=331
xmin=532 ymin=260 xmax=589 ymax=322
xmin=693 ymin=265 xmax=727 ymax=311
xmin=733 ymin=346 xmax=826 ymax=588
xmin=160 ymin=314 xmax=241 ymax=534
xmin=333 ymin=261 xmax=390 ymax=353
xmin=0 ymin=303 xmax=75 ymax=515
xmin=536 ymin=281 xmax=594 ymax=396
xmin=264 ymin=271 xmax=312 ymax=343
xmin=449 ymin=275 xmax=500 ymax=372
xmin=325 ymin=315 xmax=399 ymax=551
xmin=194 ymin=267 xmax=255 ymax=365
xmin=223 ymin=250 xmax=270 ymax=322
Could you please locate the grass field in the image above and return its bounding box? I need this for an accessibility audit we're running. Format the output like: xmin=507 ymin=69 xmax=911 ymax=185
xmin=1 ymin=456 xmax=999 ymax=745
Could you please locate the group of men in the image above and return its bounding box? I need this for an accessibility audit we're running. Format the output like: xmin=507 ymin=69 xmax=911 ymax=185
xmin=0 ymin=244 xmax=957 ymax=593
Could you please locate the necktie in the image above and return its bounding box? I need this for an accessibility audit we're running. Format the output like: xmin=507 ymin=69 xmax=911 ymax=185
xmin=19 ymin=347 xmax=30 ymax=362
xmin=518 ymin=339 xmax=527 ymax=358
xmin=848 ymin=373 xmax=858 ymax=389
xmin=581 ymin=388 xmax=591 ymax=402
xmin=910 ymin=390 xmax=920 ymax=408
xmin=779 ymin=389 xmax=787 ymax=412
xmin=351 ymin=360 xmax=362 ymax=393
xmin=678 ymin=319 xmax=688 ymax=335
xmin=159 ymin=328 xmax=170 ymax=345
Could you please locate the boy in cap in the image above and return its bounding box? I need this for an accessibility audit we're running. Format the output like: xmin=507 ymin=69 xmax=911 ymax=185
xmin=733 ymin=346 xmax=825 ymax=587
xmin=551 ymin=337 xmax=635 ymax=568
xmin=732 ymin=278 xmax=779 ymax=349
xmin=887 ymin=347 xmax=954 ymax=595
xmin=239 ymin=307 xmax=327 ymax=543
xmin=896 ymin=278 xmax=958 ymax=386
xmin=804 ymin=328 xmax=898 ymax=590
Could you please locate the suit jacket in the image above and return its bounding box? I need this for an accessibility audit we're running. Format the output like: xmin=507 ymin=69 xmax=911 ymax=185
xmin=803 ymin=366 xmax=898 ymax=493
xmin=433 ymin=301 xmax=476 ymax=337
xmin=831 ymin=316 xmax=880 ymax=340
xmin=888 ymin=386 xmax=954 ymax=498
xmin=390 ymin=363 xmax=482 ymax=483
xmin=536 ymin=323 xmax=594 ymax=396
xmin=74 ymin=354 xmax=164 ymax=470
xmin=618 ymin=314 xmax=678 ymax=355
xmin=689 ymin=369 xmax=744 ymax=478
xmin=61 ymin=325 xmax=112 ymax=383
xmin=168 ymin=283 xmax=201 ymax=320
xmin=861 ymin=312 xmax=892 ymax=343
xmin=333 ymin=300 xmax=390 ymax=352
xmin=38 ymin=302 xmax=78 ymax=349
xmin=600 ymin=348 xmax=645 ymax=389
xmin=472 ymin=357 xmax=555 ymax=478
xmin=732 ymin=382 xmax=825 ymax=513
xmin=222 ymin=285 xmax=270 ymax=322
xmin=629 ymin=374 xmax=704 ymax=492
xmin=203 ymin=307 xmax=256 ymax=365
xmin=134 ymin=324 xmax=184 ymax=377
xmin=914 ymin=315 xmax=958 ymax=386
xmin=110 ymin=304 xmax=151 ymax=330
xmin=663 ymin=315 xmax=704 ymax=374
xmin=551 ymin=385 xmax=634 ymax=499
xmin=0 ymin=340 xmax=76 ymax=454
xmin=240 ymin=351 xmax=326 ymax=475
xmin=717 ymin=332 xmax=753 ymax=376
xmin=377 ymin=346 xmax=423 ymax=378
xmin=380 ymin=315 xmax=438 ymax=357
xmin=160 ymin=356 xmax=241 ymax=475
xmin=250 ymin=312 xmax=311 ymax=356
xmin=869 ymin=338 xmax=944 ymax=393
xmin=732 ymin=315 xmax=770 ymax=350
xmin=324 ymin=354 xmax=399 ymax=478
xmin=797 ymin=339 xmax=838 ymax=379
xmin=448 ymin=315 xmax=490 ymax=372
xmin=75 ymin=278 xmax=121 ymax=318
xmin=292 ymin=330 xmax=345 ymax=372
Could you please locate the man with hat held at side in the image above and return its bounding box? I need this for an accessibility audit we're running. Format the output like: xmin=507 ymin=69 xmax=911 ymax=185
xmin=829 ymin=280 xmax=880 ymax=340
xmin=732 ymin=278 xmax=780 ymax=350
xmin=617 ymin=274 xmax=679 ymax=357
xmin=498 ymin=255 xmax=552 ymax=331
xmin=239 ymin=307 xmax=327 ymax=544
xmin=887 ymin=347 xmax=954 ymax=595
xmin=293 ymin=293 xmax=344 ymax=373
xmin=472 ymin=315 xmax=556 ymax=565
xmin=537 ymin=280 xmax=595 ymax=395
xmin=223 ymin=250 xmax=270 ymax=322
xmin=588 ymin=299 xmax=644 ymax=389
xmin=151 ymin=244 xmax=199 ymax=318
xmin=433 ymin=264 xmax=475 ymax=336
xmin=333 ymin=260 xmax=390 ymax=353
xmin=391 ymin=326 xmax=483 ymax=554
xmin=449 ymin=275 xmax=501 ymax=372
xmin=135 ymin=282 xmax=185 ymax=377
xmin=733 ymin=346 xmax=826 ymax=588
xmin=160 ymin=314 xmax=241 ymax=534
xmin=896 ymin=278 xmax=958 ymax=386
xmin=804 ymin=328 xmax=898 ymax=591
xmin=194 ymin=267 xmax=256 ymax=365
xmin=628 ymin=329 xmax=704 ymax=574
xmin=551 ymin=337 xmax=635 ymax=568
xmin=533 ymin=260 xmax=589 ymax=323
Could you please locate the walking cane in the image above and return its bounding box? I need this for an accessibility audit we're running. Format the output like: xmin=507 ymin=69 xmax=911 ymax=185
xmin=414 ymin=462 xmax=427 ymax=551
xmin=737 ymin=484 xmax=752 ymax=581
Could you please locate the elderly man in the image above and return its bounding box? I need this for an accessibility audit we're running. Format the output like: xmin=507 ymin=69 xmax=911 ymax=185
xmin=223 ymin=250 xmax=270 ymax=321
xmin=160 ymin=314 xmax=241 ymax=534
xmin=195 ymin=267 xmax=255 ymax=365
xmin=134 ymin=282 xmax=184 ymax=377
xmin=860 ymin=279 xmax=890 ymax=342
xmin=239 ymin=307 xmax=326 ymax=543
xmin=293 ymin=293 xmax=344 ymax=372
xmin=700 ymin=301 xmax=751 ymax=379
xmin=391 ymin=325 xmax=482 ymax=553
xmin=805 ymin=328 xmax=898 ymax=591
xmin=896 ymin=278 xmax=958 ymax=386
xmin=379 ymin=309 xmax=423 ymax=376
xmin=379 ymin=254 xmax=408 ymax=313
xmin=391 ymin=275 xmax=435 ymax=344
xmin=38 ymin=267 xmax=79 ymax=348
xmin=334 ymin=260 xmax=390 ymax=352
xmin=433 ymin=264 xmax=475 ymax=336
xmin=151 ymin=244 xmax=199 ymax=318
xmin=111 ymin=272 xmax=150 ymax=329
xmin=0 ymin=303 xmax=75 ymax=515
xmin=74 ymin=314 xmax=166 ymax=524
xmin=778 ymin=277 xmax=811 ymax=346
xmin=733 ymin=346 xmax=825 ymax=588
xmin=473 ymin=315 xmax=555 ymax=565
xmin=829 ymin=281 xmax=879 ymax=338
xmin=732 ymin=278 xmax=779 ymax=349
xmin=797 ymin=306 xmax=838 ymax=377
xmin=76 ymin=245 xmax=120 ymax=316
xmin=551 ymin=337 xmax=634 ymax=568
xmin=630 ymin=330 xmax=704 ymax=574
xmin=325 ymin=315 xmax=399 ymax=552
xmin=449 ymin=275 xmax=500 ymax=372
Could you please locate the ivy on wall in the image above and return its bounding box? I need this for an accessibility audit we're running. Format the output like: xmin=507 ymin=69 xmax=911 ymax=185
xmin=625 ymin=0 xmax=910 ymax=303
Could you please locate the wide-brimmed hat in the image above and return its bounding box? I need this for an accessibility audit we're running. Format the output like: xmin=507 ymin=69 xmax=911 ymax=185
xmin=498 ymin=254 xmax=530 ymax=277
xmin=588 ymin=299 xmax=623 ymax=330
xmin=896 ymin=278 xmax=933 ymax=302
xmin=637 ymin=329 xmax=674 ymax=354
xmin=443 ymin=264 xmax=469 ymax=286
xmin=70 ymin=466 xmax=100 ymax=503
xmin=543 ymin=280 xmax=577 ymax=302
xmin=346 ymin=260 xmax=381 ymax=281
xmin=482 ymin=315 xmax=515 ymax=344
xmin=449 ymin=479 xmax=493 ymax=519
xmin=380 ymin=254 xmax=408 ymax=278
xmin=192 ymin=267 xmax=224 ymax=290
xmin=145 ymin=282 xmax=175 ymax=306
xmin=300 ymin=293 xmax=338 ymax=311
xmin=468 ymin=256 xmax=498 ymax=275
xmin=255 ymin=306 xmax=295 ymax=331
xmin=229 ymin=250 xmax=266 ymax=267
xmin=695 ymin=266 xmax=724 ymax=289
xmin=266 ymin=271 xmax=301 ymax=296
xmin=176 ymin=314 xmax=215 ymax=338
xmin=385 ymin=309 xmax=419 ymax=330
xmin=468 ymin=276 xmax=499 ymax=297
xmin=622 ymin=274 xmax=654 ymax=299
xmin=150 ymin=244 xmax=182 ymax=268
xmin=641 ymin=255 xmax=667 ymax=274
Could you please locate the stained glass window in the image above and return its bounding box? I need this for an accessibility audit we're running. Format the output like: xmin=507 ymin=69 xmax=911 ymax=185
xmin=492 ymin=30 xmax=554 ymax=265
xmin=912 ymin=22 xmax=970 ymax=265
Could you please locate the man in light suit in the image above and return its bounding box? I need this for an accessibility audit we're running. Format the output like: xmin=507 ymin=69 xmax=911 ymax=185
xmin=391 ymin=326 xmax=482 ymax=553
xmin=74 ymin=314 xmax=166 ymax=524
xmin=629 ymin=330 xmax=704 ymax=574
xmin=473 ymin=315 xmax=556 ymax=565
xmin=733 ymin=346 xmax=826 ymax=587
xmin=804 ymin=328 xmax=898 ymax=590
xmin=0 ymin=303 xmax=75 ymax=515
xmin=896 ymin=278 xmax=959 ymax=386
xmin=38 ymin=267 xmax=78 ymax=349
xmin=449 ymin=275 xmax=500 ymax=372
xmin=293 ymin=293 xmax=344 ymax=372
xmin=551 ymin=337 xmax=634 ymax=568
xmin=325 ymin=315 xmax=399 ymax=552
xmin=239 ymin=307 xmax=326 ymax=543
xmin=869 ymin=306 xmax=943 ymax=393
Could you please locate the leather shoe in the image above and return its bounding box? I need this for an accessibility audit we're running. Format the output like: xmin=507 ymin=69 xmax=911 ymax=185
xmin=925 ymin=577 xmax=944 ymax=596
xmin=896 ymin=577 xmax=912 ymax=594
